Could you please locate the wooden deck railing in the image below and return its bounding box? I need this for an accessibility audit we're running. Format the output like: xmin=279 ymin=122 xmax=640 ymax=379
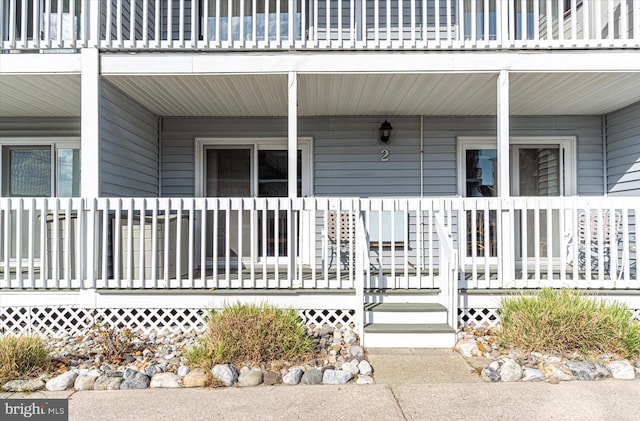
xmin=0 ymin=196 xmax=638 ymax=291
xmin=2 ymin=1 xmax=639 ymax=51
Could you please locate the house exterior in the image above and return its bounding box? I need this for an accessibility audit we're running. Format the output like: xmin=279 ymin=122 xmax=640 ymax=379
xmin=1 ymin=0 xmax=640 ymax=347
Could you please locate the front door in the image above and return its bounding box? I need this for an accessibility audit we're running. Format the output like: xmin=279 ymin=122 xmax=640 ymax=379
xmin=198 ymin=138 xmax=311 ymax=268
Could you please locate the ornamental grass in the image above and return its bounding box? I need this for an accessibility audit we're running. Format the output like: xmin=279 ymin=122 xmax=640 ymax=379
xmin=0 ymin=335 xmax=51 ymax=383
xmin=498 ymin=288 xmax=640 ymax=358
xmin=186 ymin=303 xmax=314 ymax=369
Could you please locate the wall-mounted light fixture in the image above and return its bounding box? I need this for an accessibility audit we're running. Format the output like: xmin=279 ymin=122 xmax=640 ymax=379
xmin=379 ymin=119 xmax=393 ymax=144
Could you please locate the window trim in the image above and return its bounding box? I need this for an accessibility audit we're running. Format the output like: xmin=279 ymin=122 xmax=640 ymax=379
xmin=0 ymin=137 xmax=81 ymax=197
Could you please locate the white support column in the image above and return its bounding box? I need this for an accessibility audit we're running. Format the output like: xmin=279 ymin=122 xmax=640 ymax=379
xmin=81 ymin=48 xmax=100 ymax=287
xmin=497 ymin=69 xmax=514 ymax=286
xmin=287 ymin=71 xmax=298 ymax=284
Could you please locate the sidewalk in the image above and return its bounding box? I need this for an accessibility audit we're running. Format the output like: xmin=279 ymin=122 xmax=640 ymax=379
xmin=3 ymin=349 xmax=639 ymax=421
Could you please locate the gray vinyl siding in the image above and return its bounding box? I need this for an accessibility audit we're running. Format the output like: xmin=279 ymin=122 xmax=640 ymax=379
xmin=0 ymin=117 xmax=80 ymax=138
xmin=160 ymin=115 xmax=604 ymax=197
xmin=100 ymin=81 xmax=159 ymax=197
xmin=606 ymin=101 xmax=640 ymax=196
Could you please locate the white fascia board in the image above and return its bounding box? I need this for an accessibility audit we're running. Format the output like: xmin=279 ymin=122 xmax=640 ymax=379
xmin=101 ymin=51 xmax=640 ymax=75
xmin=0 ymin=53 xmax=81 ymax=74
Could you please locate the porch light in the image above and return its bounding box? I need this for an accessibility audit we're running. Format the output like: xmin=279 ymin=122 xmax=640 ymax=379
xmin=379 ymin=120 xmax=393 ymax=143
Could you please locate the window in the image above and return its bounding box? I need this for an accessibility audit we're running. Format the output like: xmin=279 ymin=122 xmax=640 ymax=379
xmin=0 ymin=139 xmax=80 ymax=197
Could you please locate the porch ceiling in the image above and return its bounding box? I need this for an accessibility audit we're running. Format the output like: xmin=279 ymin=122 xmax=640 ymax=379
xmin=103 ymin=72 xmax=640 ymax=118
xmin=0 ymin=74 xmax=81 ymax=117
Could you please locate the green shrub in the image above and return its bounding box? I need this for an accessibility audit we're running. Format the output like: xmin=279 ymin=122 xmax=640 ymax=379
xmin=498 ymin=288 xmax=640 ymax=358
xmin=186 ymin=303 xmax=314 ymax=369
xmin=0 ymin=336 xmax=51 ymax=383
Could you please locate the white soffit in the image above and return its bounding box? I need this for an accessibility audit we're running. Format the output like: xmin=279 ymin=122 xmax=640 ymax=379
xmin=0 ymin=74 xmax=80 ymax=117
xmin=104 ymin=74 xmax=288 ymax=116
xmin=298 ymin=73 xmax=498 ymax=116
xmin=511 ymin=72 xmax=640 ymax=115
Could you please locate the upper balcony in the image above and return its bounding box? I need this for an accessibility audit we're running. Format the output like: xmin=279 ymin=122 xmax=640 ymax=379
xmin=1 ymin=1 xmax=639 ymax=52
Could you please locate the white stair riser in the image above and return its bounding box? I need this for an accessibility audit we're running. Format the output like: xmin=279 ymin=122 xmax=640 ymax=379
xmin=363 ymin=332 xmax=456 ymax=348
xmin=365 ymin=311 xmax=447 ymax=324
xmin=364 ymin=295 xmax=441 ymax=304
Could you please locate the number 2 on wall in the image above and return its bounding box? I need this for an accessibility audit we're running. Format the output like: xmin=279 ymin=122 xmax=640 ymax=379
xmin=380 ymin=149 xmax=390 ymax=162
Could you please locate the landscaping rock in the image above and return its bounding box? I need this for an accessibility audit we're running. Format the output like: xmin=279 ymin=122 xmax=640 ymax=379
xmin=343 ymin=329 xmax=358 ymax=345
xmin=358 ymin=360 xmax=373 ymax=376
xmin=46 ymin=371 xmax=78 ymax=391
xmin=263 ymin=371 xmax=281 ymax=385
xmin=74 ymin=371 xmax=100 ymax=391
xmin=94 ymin=375 xmax=124 ymax=390
xmin=183 ymin=369 xmax=208 ymax=387
xmin=349 ymin=345 xmax=365 ymax=358
xmin=238 ymin=369 xmax=263 ymax=387
xmin=177 ymin=365 xmax=190 ymax=377
xmin=355 ymin=375 xmax=375 ymax=385
xmin=212 ymin=364 xmax=238 ymax=387
xmin=455 ymin=339 xmax=479 ymax=358
xmin=565 ymin=360 xmax=609 ymax=381
xmin=481 ymin=367 xmax=500 ymax=382
xmin=342 ymin=361 xmax=360 ymax=376
xmin=499 ymin=359 xmax=523 ymax=382
xmin=150 ymin=372 xmax=182 ymax=388
xmin=322 ymin=369 xmax=352 ymax=385
xmin=120 ymin=371 xmax=150 ymax=389
xmin=282 ymin=367 xmax=303 ymax=385
xmin=541 ymin=362 xmax=574 ymax=381
xmin=522 ymin=368 xmax=545 ymax=382
xmin=607 ymin=360 xmax=636 ymax=380
xmin=2 ymin=378 xmax=45 ymax=392
xmin=301 ymin=369 xmax=323 ymax=385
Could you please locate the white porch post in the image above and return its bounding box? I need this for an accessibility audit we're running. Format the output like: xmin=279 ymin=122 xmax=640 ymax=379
xmin=287 ymin=71 xmax=298 ymax=284
xmin=81 ymin=48 xmax=100 ymax=288
xmin=497 ymin=69 xmax=514 ymax=286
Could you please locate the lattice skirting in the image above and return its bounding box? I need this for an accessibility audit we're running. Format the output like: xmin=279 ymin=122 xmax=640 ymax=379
xmin=459 ymin=308 xmax=640 ymax=329
xmin=0 ymin=307 xmax=356 ymax=338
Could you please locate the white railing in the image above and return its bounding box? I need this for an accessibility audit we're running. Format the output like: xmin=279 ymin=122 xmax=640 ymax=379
xmin=2 ymin=1 xmax=639 ymax=51
xmin=434 ymin=210 xmax=458 ymax=328
xmin=0 ymin=196 xmax=638 ymax=292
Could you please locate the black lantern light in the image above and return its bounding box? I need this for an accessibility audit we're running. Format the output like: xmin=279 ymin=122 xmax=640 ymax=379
xmin=379 ymin=119 xmax=393 ymax=143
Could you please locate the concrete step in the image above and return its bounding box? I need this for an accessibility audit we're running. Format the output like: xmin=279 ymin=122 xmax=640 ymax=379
xmin=364 ymin=303 xmax=448 ymax=324
xmin=363 ymin=323 xmax=456 ymax=348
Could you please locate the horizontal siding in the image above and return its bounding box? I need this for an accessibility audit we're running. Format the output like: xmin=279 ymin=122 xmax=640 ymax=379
xmin=100 ymin=81 xmax=159 ymax=197
xmin=606 ymin=100 xmax=640 ymax=196
xmin=161 ymin=115 xmax=603 ymax=197
xmin=0 ymin=117 xmax=80 ymax=138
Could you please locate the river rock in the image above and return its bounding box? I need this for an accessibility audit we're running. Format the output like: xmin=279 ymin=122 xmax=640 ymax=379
xmin=120 ymin=371 xmax=151 ymax=389
xmin=481 ymin=367 xmax=500 ymax=382
xmin=46 ymin=371 xmax=78 ymax=391
xmin=2 ymin=378 xmax=45 ymax=392
xmin=283 ymin=367 xmax=303 ymax=385
xmin=74 ymin=371 xmax=100 ymax=391
xmin=301 ymin=369 xmax=323 ymax=385
xmin=356 ymin=375 xmax=375 ymax=385
xmin=499 ymin=359 xmax=523 ymax=382
xmin=183 ymin=368 xmax=208 ymax=387
xmin=177 ymin=365 xmax=190 ymax=377
xmin=212 ymin=364 xmax=238 ymax=387
xmin=522 ymin=368 xmax=545 ymax=382
xmin=343 ymin=329 xmax=358 ymax=345
xmin=322 ymin=369 xmax=352 ymax=385
xmin=541 ymin=362 xmax=574 ymax=381
xmin=606 ymin=360 xmax=636 ymax=380
xmin=150 ymin=372 xmax=182 ymax=388
xmin=456 ymin=339 xmax=479 ymax=358
xmin=358 ymin=360 xmax=373 ymax=376
xmin=342 ymin=361 xmax=360 ymax=376
xmin=263 ymin=371 xmax=281 ymax=385
xmin=238 ymin=369 xmax=263 ymax=387
xmin=349 ymin=345 xmax=365 ymax=358
xmin=94 ymin=375 xmax=124 ymax=390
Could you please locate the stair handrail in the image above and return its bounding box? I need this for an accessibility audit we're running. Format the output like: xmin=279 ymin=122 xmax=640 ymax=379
xmin=434 ymin=210 xmax=459 ymax=330
xmin=354 ymin=201 xmax=371 ymax=345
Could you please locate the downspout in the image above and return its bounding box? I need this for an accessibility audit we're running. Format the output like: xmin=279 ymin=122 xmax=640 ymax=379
xmin=602 ymin=115 xmax=607 ymax=196
xmin=420 ymin=115 xmax=424 ymax=197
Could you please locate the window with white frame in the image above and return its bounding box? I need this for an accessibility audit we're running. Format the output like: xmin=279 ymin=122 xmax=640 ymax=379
xmin=0 ymin=138 xmax=80 ymax=197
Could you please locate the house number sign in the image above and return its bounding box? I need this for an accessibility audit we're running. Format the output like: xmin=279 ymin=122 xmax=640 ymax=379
xmin=380 ymin=149 xmax=390 ymax=162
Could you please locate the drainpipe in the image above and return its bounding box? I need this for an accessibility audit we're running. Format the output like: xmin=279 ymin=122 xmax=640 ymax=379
xmin=602 ymin=115 xmax=608 ymax=196
xmin=420 ymin=115 xmax=424 ymax=197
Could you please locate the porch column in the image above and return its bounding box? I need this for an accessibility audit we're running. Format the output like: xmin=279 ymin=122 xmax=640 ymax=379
xmin=81 ymin=48 xmax=100 ymax=288
xmin=497 ymin=69 xmax=514 ymax=285
xmin=287 ymin=71 xmax=298 ymax=284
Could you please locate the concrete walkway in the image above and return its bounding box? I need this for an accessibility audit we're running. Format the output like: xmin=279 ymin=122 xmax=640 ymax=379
xmin=3 ymin=349 xmax=639 ymax=421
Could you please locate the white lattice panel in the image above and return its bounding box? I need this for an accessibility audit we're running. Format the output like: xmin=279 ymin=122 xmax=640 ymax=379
xmin=93 ymin=308 xmax=209 ymax=335
xmin=458 ymin=308 xmax=500 ymax=329
xmin=299 ymin=309 xmax=356 ymax=331
xmin=631 ymin=309 xmax=640 ymax=322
